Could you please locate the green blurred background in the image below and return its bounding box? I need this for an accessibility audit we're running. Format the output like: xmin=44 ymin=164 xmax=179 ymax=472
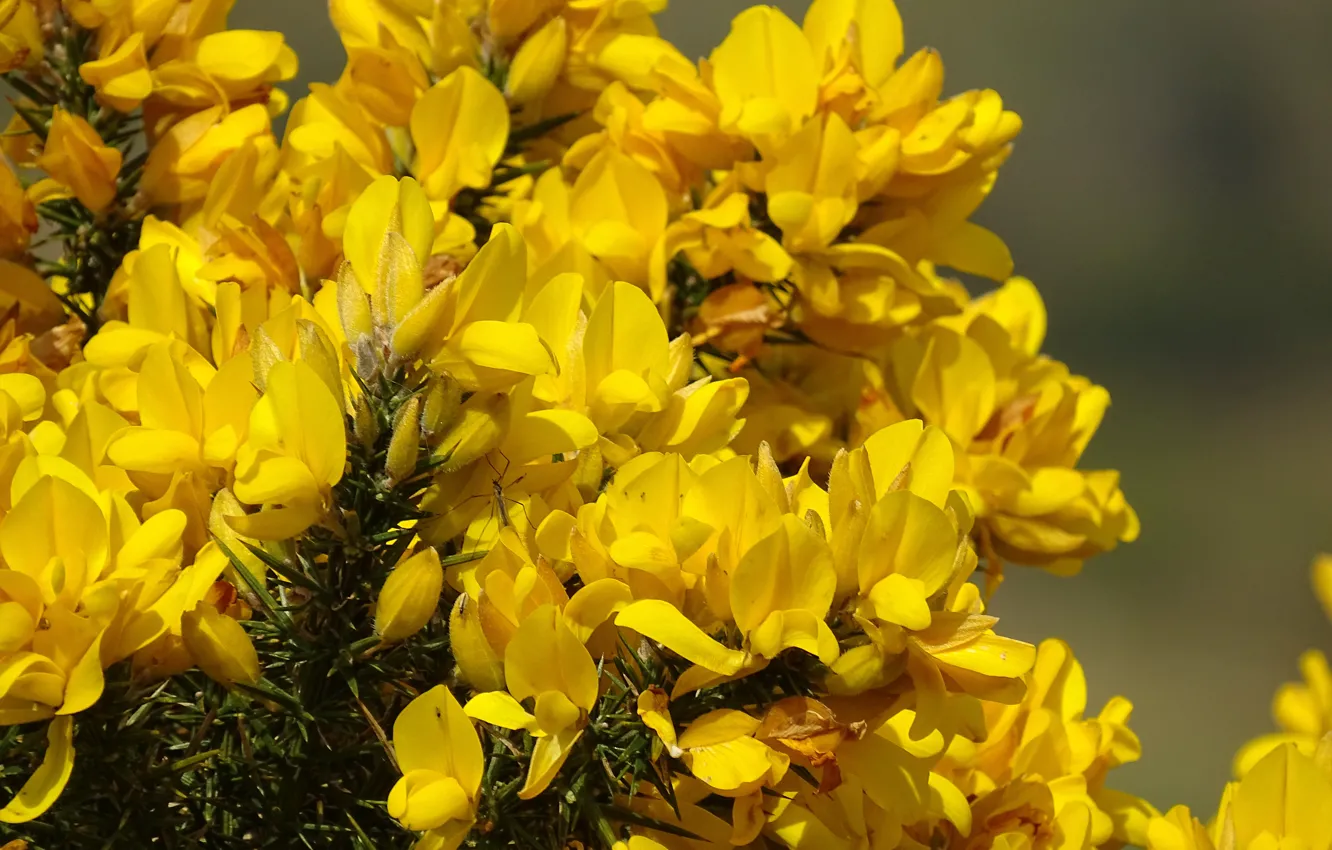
xmin=232 ymin=0 xmax=1332 ymax=816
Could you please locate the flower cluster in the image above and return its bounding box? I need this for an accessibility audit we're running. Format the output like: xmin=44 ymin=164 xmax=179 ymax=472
xmin=0 ymin=1 xmax=1300 ymax=849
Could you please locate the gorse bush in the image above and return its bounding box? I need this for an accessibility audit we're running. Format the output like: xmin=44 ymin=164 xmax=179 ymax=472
xmin=0 ymin=1 xmax=1326 ymax=848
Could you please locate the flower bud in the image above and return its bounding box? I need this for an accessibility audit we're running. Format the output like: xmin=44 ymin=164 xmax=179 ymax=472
xmin=336 ymin=262 xmax=373 ymax=348
xmin=181 ymin=601 xmax=261 ymax=688
xmin=386 ymin=395 xmax=421 ymax=484
xmin=353 ymin=396 xmax=380 ymax=452
xmin=421 ymin=374 xmax=462 ymax=438
xmin=36 ymin=108 xmax=122 ymax=213
xmin=375 ymin=548 xmax=443 ymax=642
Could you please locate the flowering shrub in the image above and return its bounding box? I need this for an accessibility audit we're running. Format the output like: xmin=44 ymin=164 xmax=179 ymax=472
xmin=0 ymin=1 xmax=1323 ymax=848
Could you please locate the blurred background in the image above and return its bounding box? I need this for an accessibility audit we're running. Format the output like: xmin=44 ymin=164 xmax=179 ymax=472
xmin=234 ymin=0 xmax=1332 ymax=815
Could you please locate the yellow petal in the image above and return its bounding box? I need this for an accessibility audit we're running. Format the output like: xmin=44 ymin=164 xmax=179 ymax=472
xmin=387 ymin=770 xmax=471 ymax=832
xmin=1232 ymin=744 xmax=1332 ymax=848
xmin=564 ymin=579 xmax=634 ymax=643
xmin=858 ymin=490 xmax=957 ymax=597
xmin=449 ymin=593 xmax=506 ymax=692
xmin=504 ymin=605 xmax=599 ymax=711
xmin=867 ymin=573 xmax=931 ymax=631
xmin=452 ymin=320 xmax=553 ymax=375
xmin=616 ymin=600 xmax=748 ymax=676
xmin=411 ymin=66 xmax=509 ymax=200
xmin=859 ymin=420 xmax=954 ymax=507
xmin=393 ymin=685 xmax=485 ymax=796
xmin=710 ymin=6 xmax=818 ymax=145
xmin=0 ymin=716 xmax=75 ymax=824
xmin=519 ymin=727 xmax=583 ymax=800
xmin=56 ymin=631 xmax=105 ymax=715
xmin=463 ymin=690 xmax=538 ymax=732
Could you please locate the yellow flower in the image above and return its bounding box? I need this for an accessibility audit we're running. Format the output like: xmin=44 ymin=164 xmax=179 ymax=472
xmin=956 ymin=639 xmax=1157 ymax=847
xmin=464 ymin=604 xmax=598 ymax=799
xmin=729 ymin=514 xmax=839 ymax=664
xmin=1225 ymin=742 xmax=1332 ymax=849
xmin=282 ymin=82 xmax=394 ymax=184
xmin=410 ymin=66 xmax=509 ymax=202
xmin=79 ymin=32 xmax=153 ymax=112
xmin=764 ymin=113 xmax=862 ymax=253
xmin=708 ymin=5 xmax=818 ymax=151
xmin=389 ymin=685 xmax=484 ymax=844
xmin=141 ymin=104 xmax=273 ymax=205
xmin=881 ymin=278 xmax=1138 ymax=581
xmin=36 ymin=108 xmax=123 ymax=213
xmin=230 ymin=359 xmax=347 ymax=540
xmin=822 ymin=420 xmax=1035 ymax=711
xmin=677 ymin=709 xmax=789 ymax=797
xmin=652 ymin=187 xmax=793 ymax=302
xmin=790 ymin=243 xmax=958 ymax=354
xmin=190 ymin=29 xmax=299 ymax=105
xmin=342 ymin=35 xmax=430 ymax=127
xmin=569 ymin=148 xmax=667 ymax=290
xmin=336 ymin=178 xmax=553 ymax=390
xmin=0 ymin=0 xmax=40 ymax=73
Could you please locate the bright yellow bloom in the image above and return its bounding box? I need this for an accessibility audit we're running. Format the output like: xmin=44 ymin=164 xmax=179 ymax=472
xmin=410 ymin=66 xmax=509 ymax=203
xmin=878 ymin=277 xmax=1138 ymax=583
xmin=506 ymin=15 xmax=567 ymax=106
xmin=36 ymin=108 xmax=123 ymax=213
xmin=0 ymin=0 xmax=40 ymax=73
xmin=464 ymin=604 xmax=598 ymax=799
xmin=191 ymin=29 xmax=299 ymax=105
xmin=79 ymin=32 xmax=153 ymax=112
xmin=389 ymin=684 xmax=485 ymax=846
xmin=337 ymin=178 xmax=554 ymax=392
xmin=230 ymin=359 xmax=347 ymax=540
xmin=569 ymin=148 xmax=667 ymax=291
xmin=652 ymin=185 xmax=793 ymax=302
xmin=708 ymin=5 xmax=818 ymax=152
xmin=941 ymin=639 xmax=1156 ymax=849
xmin=341 ymin=35 xmax=429 ymax=127
xmin=141 ymin=104 xmax=273 ymax=205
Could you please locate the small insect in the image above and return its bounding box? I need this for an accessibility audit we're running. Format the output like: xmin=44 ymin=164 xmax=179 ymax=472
xmin=483 ymin=450 xmax=529 ymax=531
xmin=452 ymin=451 xmax=531 ymax=552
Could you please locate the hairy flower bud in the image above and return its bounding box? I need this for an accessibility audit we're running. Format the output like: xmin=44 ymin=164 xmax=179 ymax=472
xmin=386 ymin=395 xmax=422 ymax=485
